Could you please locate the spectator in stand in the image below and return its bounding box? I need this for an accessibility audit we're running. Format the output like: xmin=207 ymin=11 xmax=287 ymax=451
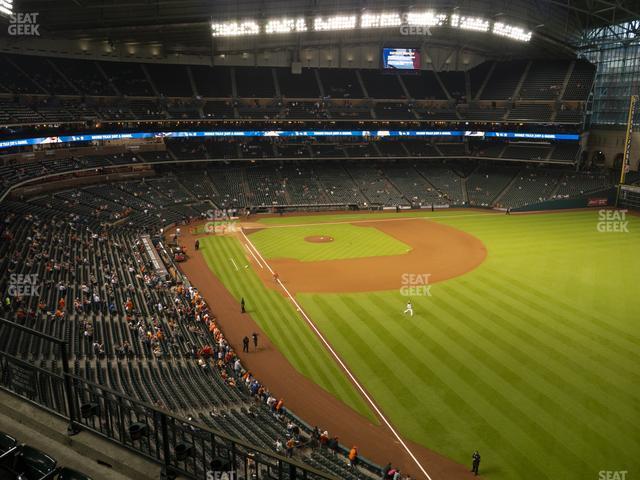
xmin=348 ymin=446 xmax=359 ymax=469
xmin=84 ymin=326 xmax=93 ymax=344
xmin=328 ymin=436 xmax=339 ymax=457
xmin=285 ymin=438 xmax=296 ymax=458
xmin=319 ymin=430 xmax=329 ymax=450
xmin=266 ymin=395 xmax=277 ymax=411
xmin=274 ymin=438 xmax=283 ymax=454
xmin=311 ymin=426 xmax=320 ymax=449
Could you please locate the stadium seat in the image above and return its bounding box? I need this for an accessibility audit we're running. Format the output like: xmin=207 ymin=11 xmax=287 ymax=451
xmin=11 ymin=445 xmax=57 ymax=480
xmin=56 ymin=467 xmax=93 ymax=480
xmin=0 ymin=432 xmax=17 ymax=456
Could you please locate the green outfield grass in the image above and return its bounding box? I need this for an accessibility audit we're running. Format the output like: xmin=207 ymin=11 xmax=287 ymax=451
xmin=205 ymin=210 xmax=640 ymax=480
xmin=197 ymin=235 xmax=377 ymax=423
xmin=248 ymin=223 xmax=411 ymax=261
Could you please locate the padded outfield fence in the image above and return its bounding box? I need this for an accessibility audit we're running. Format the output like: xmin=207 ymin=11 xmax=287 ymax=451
xmin=619 ymin=185 xmax=640 ymax=209
xmin=0 ymin=318 xmax=337 ymax=480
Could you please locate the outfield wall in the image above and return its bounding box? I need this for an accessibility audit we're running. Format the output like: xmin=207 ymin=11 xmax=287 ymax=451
xmin=513 ymin=188 xmax=617 ymax=212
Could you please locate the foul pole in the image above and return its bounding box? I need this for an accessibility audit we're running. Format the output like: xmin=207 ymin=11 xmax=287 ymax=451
xmin=615 ymin=94 xmax=638 ymax=207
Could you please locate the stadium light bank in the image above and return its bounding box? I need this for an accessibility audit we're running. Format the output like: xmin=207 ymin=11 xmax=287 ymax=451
xmin=211 ymin=9 xmax=532 ymax=42
xmin=0 ymin=0 xmax=13 ymax=17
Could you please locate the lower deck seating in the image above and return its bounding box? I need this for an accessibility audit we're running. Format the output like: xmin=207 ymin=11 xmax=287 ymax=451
xmin=498 ymin=168 xmax=563 ymax=208
xmin=466 ymin=164 xmax=521 ymax=207
xmin=0 ymin=203 xmax=382 ymax=479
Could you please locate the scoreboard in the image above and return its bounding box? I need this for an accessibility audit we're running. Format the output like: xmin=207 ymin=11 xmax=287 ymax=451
xmin=382 ymin=48 xmax=421 ymax=70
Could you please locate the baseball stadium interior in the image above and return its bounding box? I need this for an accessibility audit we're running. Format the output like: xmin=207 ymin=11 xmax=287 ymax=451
xmin=0 ymin=1 xmax=639 ymax=480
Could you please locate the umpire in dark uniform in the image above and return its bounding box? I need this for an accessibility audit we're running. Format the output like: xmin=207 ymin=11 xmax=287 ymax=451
xmin=471 ymin=450 xmax=481 ymax=476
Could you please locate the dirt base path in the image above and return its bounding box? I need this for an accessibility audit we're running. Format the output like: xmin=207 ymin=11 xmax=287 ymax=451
xmin=247 ymin=219 xmax=486 ymax=293
xmin=175 ymin=224 xmax=478 ymax=480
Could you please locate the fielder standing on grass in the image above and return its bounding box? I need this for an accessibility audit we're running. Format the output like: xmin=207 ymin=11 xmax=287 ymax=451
xmin=472 ymin=450 xmax=481 ymax=476
xmin=403 ymin=300 xmax=414 ymax=317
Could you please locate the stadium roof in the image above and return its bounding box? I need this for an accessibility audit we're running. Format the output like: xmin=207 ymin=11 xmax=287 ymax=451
xmin=5 ymin=0 xmax=640 ymax=58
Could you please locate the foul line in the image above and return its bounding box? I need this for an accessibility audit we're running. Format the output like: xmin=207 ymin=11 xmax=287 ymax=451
xmin=240 ymin=228 xmax=434 ymax=480
xmin=229 ymin=258 xmax=239 ymax=271
xmin=243 ymin=242 xmax=264 ymax=268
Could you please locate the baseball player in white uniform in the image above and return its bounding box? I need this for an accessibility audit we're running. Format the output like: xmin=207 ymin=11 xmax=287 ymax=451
xmin=403 ymin=300 xmax=414 ymax=317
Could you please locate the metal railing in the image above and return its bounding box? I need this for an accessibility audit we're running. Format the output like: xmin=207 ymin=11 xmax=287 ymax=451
xmin=0 ymin=317 xmax=337 ymax=480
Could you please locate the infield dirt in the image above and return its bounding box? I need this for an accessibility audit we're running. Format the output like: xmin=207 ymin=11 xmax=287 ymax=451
xmin=247 ymin=218 xmax=487 ymax=293
xmin=175 ymin=216 xmax=482 ymax=479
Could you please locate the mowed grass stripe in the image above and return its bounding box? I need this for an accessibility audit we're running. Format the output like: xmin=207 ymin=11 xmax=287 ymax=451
xmin=449 ymin=275 xmax=640 ymax=420
xmin=460 ymin=269 xmax=640 ymax=383
xmin=304 ymin=292 xmax=560 ymax=479
xmin=210 ymin=237 xmax=362 ymax=405
xmin=287 ymin=210 xmax=639 ymax=480
xmin=369 ymin=292 xmax=600 ymax=476
xmin=475 ymin=271 xmax=640 ymax=384
xmin=372 ymin=292 xmax=606 ymax=475
xmin=302 ymin=293 xmax=514 ymax=463
xmin=205 ymin=237 xmax=367 ymax=413
xmin=199 ymin=236 xmax=376 ymax=422
xmin=427 ymin=279 xmax=639 ymax=470
xmin=432 ymin=281 xmax=637 ymax=449
xmin=485 ymin=267 xmax=640 ymax=352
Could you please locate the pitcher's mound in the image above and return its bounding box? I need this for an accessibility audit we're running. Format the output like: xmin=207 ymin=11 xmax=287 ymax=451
xmin=305 ymin=235 xmax=334 ymax=243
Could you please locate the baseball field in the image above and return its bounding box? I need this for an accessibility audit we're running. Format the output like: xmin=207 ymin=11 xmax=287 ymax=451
xmin=190 ymin=209 xmax=640 ymax=480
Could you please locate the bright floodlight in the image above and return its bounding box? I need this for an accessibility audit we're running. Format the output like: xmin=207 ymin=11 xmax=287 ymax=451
xmin=406 ymin=10 xmax=447 ymax=27
xmin=211 ymin=21 xmax=260 ymax=37
xmin=265 ymin=17 xmax=307 ymax=34
xmin=451 ymin=14 xmax=490 ymax=32
xmin=493 ymin=22 xmax=532 ymax=41
xmin=406 ymin=11 xmax=448 ymax=27
xmin=314 ymin=15 xmax=357 ymax=31
xmin=360 ymin=12 xmax=402 ymax=29
xmin=208 ymin=10 xmax=532 ymax=42
xmin=0 ymin=0 xmax=13 ymax=17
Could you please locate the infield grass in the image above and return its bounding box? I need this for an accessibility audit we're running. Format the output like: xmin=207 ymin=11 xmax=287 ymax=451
xmin=249 ymin=223 xmax=411 ymax=262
